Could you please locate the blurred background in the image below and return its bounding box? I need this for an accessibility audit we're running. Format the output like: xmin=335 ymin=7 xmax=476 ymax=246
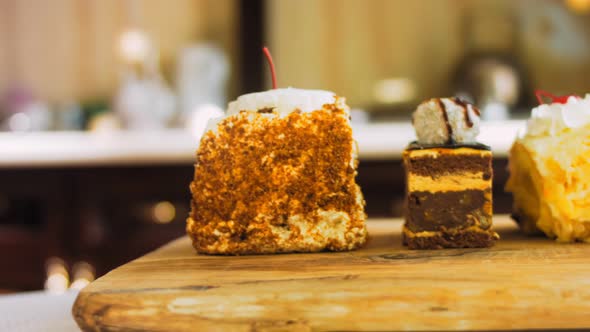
xmin=1 ymin=0 xmax=590 ymax=293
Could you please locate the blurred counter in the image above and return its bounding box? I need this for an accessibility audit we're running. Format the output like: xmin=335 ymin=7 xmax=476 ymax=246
xmin=0 ymin=121 xmax=525 ymax=168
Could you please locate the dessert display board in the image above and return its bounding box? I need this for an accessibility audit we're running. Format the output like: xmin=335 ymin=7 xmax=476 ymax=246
xmin=72 ymin=216 xmax=590 ymax=331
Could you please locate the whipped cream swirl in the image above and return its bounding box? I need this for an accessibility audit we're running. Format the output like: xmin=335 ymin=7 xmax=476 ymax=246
xmin=525 ymin=95 xmax=590 ymax=137
xmin=412 ymin=97 xmax=481 ymax=144
xmin=226 ymin=88 xmax=339 ymax=117
xmin=204 ymin=88 xmax=345 ymax=135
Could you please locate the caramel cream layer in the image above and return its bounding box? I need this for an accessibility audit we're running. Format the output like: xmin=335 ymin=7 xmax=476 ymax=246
xmin=402 ymin=224 xmax=499 ymax=238
xmin=408 ymin=172 xmax=491 ymax=193
xmin=406 ymin=147 xmax=490 ymax=158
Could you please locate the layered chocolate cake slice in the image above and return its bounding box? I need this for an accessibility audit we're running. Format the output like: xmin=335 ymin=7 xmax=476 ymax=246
xmin=403 ymin=98 xmax=499 ymax=249
xmin=187 ymin=88 xmax=367 ymax=254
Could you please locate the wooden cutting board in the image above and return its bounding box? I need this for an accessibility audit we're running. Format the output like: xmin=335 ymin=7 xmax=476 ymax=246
xmin=72 ymin=216 xmax=590 ymax=331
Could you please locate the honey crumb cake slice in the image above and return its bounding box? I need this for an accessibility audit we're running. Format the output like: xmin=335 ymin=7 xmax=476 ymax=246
xmin=187 ymin=88 xmax=367 ymax=254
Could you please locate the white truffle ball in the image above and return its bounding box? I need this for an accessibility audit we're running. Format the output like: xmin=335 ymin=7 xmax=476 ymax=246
xmin=412 ymin=98 xmax=481 ymax=144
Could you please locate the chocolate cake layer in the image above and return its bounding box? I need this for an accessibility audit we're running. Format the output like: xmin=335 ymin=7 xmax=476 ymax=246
xmin=405 ymin=189 xmax=491 ymax=232
xmin=402 ymin=227 xmax=498 ymax=249
xmin=405 ymin=152 xmax=492 ymax=178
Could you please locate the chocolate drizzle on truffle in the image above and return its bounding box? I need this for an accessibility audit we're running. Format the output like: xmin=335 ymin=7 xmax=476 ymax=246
xmin=451 ymin=98 xmax=474 ymax=128
xmin=413 ymin=97 xmax=481 ymax=146
xmin=452 ymin=97 xmax=466 ymax=107
xmin=437 ymin=99 xmax=453 ymax=144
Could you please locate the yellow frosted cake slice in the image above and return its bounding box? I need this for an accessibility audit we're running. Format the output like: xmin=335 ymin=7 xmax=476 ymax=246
xmin=506 ymin=95 xmax=590 ymax=242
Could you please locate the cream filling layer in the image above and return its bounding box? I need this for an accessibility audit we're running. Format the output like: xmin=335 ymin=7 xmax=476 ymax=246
xmin=226 ymin=88 xmax=339 ymax=117
xmin=408 ymin=172 xmax=491 ymax=193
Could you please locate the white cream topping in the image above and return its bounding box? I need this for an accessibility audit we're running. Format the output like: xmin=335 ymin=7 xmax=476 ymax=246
xmin=203 ymin=88 xmax=345 ymax=135
xmin=525 ymin=95 xmax=590 ymax=137
xmin=226 ymin=88 xmax=338 ymax=117
xmin=412 ymin=98 xmax=480 ymax=144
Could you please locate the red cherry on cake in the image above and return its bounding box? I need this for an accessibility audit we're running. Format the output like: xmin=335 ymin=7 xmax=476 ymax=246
xmin=535 ymin=90 xmax=580 ymax=105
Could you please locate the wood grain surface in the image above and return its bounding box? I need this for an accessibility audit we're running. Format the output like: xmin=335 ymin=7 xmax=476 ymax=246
xmin=72 ymin=216 xmax=590 ymax=331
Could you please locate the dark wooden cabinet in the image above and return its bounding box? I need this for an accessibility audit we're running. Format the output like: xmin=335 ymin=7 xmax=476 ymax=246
xmin=0 ymin=169 xmax=69 ymax=290
xmin=0 ymin=159 xmax=512 ymax=291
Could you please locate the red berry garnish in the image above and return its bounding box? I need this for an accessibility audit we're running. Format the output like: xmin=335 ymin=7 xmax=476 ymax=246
xmin=535 ymin=90 xmax=579 ymax=105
